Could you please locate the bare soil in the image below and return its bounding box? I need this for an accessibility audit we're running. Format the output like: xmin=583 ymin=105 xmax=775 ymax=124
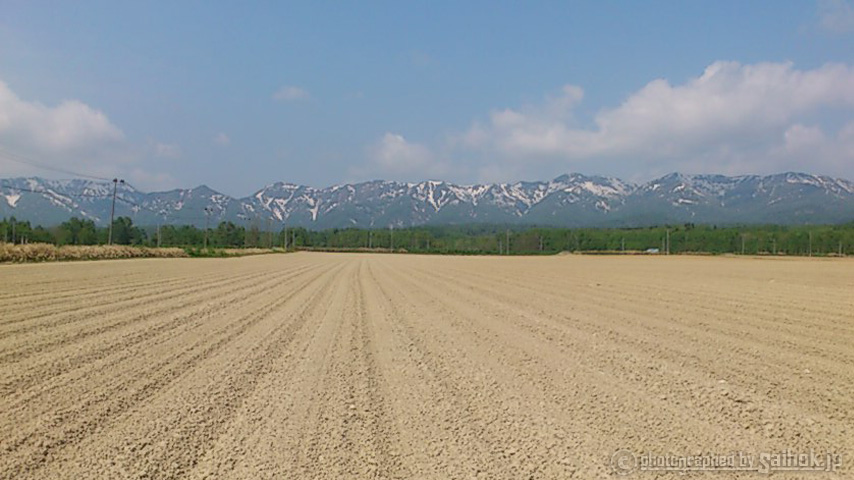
xmin=1 ymin=253 xmax=851 ymax=479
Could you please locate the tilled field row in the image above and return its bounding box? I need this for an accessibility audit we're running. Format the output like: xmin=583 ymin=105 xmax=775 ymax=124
xmin=1 ymin=253 xmax=851 ymax=479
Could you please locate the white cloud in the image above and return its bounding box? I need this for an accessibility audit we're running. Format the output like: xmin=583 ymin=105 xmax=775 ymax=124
xmin=783 ymin=124 xmax=826 ymax=152
xmin=213 ymin=132 xmax=230 ymax=146
xmin=0 ymin=79 xmax=174 ymax=190
xmin=374 ymin=133 xmax=432 ymax=170
xmin=0 ymin=80 xmax=124 ymax=154
xmin=353 ymin=132 xmax=450 ymax=180
xmin=272 ymin=85 xmax=310 ymax=102
xmin=0 ymin=79 xmax=128 ymax=180
xmin=764 ymin=121 xmax=854 ymax=174
xmin=459 ymin=61 xmax=854 ymax=178
xmin=154 ymin=142 xmax=181 ymax=158
xmin=818 ymin=0 xmax=854 ymax=33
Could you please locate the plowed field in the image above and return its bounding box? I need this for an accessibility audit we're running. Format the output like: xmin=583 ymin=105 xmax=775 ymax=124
xmin=1 ymin=253 xmax=851 ymax=478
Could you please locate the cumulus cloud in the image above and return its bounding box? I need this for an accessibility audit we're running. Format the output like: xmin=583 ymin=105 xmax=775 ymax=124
xmin=0 ymin=80 xmax=124 ymax=155
xmin=353 ymin=132 xmax=451 ymax=180
xmin=818 ymin=0 xmax=854 ymax=33
xmin=764 ymin=121 xmax=854 ymax=174
xmin=0 ymin=79 xmax=174 ymax=190
xmin=0 ymin=79 xmax=129 ymax=179
xmin=459 ymin=61 xmax=854 ymax=178
xmin=213 ymin=132 xmax=230 ymax=146
xmin=272 ymin=85 xmax=310 ymax=102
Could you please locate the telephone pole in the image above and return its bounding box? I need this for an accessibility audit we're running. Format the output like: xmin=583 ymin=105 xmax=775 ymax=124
xmin=108 ymin=178 xmax=124 ymax=245
xmin=204 ymin=207 xmax=212 ymax=249
xmin=666 ymin=229 xmax=671 ymax=255
xmin=390 ymin=225 xmax=394 ymax=251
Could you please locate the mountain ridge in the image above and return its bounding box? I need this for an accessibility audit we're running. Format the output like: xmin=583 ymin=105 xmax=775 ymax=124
xmin=1 ymin=172 xmax=853 ymax=228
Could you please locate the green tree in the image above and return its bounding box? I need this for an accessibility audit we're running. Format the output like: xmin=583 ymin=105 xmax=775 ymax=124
xmin=110 ymin=217 xmax=146 ymax=245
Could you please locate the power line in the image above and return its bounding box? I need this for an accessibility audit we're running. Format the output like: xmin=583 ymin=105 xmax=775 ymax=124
xmin=0 ymin=181 xmax=148 ymax=212
xmin=0 ymin=147 xmax=280 ymax=227
xmin=0 ymin=148 xmax=180 ymax=220
xmin=0 ymin=181 xmax=194 ymax=224
xmin=0 ymin=175 xmax=272 ymax=227
xmin=0 ymin=182 xmax=117 ymax=202
xmin=0 ymin=147 xmax=112 ymax=182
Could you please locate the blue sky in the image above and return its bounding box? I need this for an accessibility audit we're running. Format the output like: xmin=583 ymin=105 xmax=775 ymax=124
xmin=1 ymin=1 xmax=853 ymax=195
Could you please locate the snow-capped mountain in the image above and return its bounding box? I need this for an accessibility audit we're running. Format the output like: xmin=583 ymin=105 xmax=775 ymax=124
xmin=1 ymin=173 xmax=853 ymax=228
xmin=623 ymin=172 xmax=854 ymax=225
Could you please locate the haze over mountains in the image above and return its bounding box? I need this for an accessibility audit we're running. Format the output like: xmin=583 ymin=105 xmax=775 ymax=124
xmin=1 ymin=172 xmax=853 ymax=229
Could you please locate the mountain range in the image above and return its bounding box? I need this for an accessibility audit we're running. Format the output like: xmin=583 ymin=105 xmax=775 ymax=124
xmin=1 ymin=172 xmax=853 ymax=228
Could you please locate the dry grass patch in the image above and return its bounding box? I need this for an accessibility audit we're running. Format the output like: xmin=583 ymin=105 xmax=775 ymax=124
xmin=0 ymin=242 xmax=187 ymax=263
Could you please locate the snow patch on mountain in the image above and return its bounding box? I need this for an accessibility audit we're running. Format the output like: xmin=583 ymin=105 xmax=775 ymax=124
xmin=4 ymin=194 xmax=20 ymax=208
xmin=3 ymin=172 xmax=853 ymax=227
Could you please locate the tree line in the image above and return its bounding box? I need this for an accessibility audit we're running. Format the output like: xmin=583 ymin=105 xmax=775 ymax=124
xmin=293 ymin=223 xmax=854 ymax=256
xmin=2 ymin=216 xmax=853 ymax=256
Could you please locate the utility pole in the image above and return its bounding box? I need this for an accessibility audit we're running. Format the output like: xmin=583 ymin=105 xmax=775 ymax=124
xmin=506 ymin=229 xmax=510 ymax=255
xmin=390 ymin=225 xmax=394 ymax=251
xmin=108 ymin=178 xmax=124 ymax=245
xmin=368 ymin=230 xmax=372 ymax=249
xmin=741 ymin=234 xmax=746 ymax=255
xmin=666 ymin=229 xmax=671 ymax=255
xmin=621 ymin=237 xmax=625 ymax=253
xmin=204 ymin=207 xmax=212 ymax=249
xmin=243 ymin=218 xmax=250 ymax=247
xmin=809 ymin=232 xmax=813 ymax=257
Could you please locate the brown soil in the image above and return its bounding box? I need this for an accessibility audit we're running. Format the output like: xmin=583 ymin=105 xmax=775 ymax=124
xmin=1 ymin=253 xmax=851 ymax=479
